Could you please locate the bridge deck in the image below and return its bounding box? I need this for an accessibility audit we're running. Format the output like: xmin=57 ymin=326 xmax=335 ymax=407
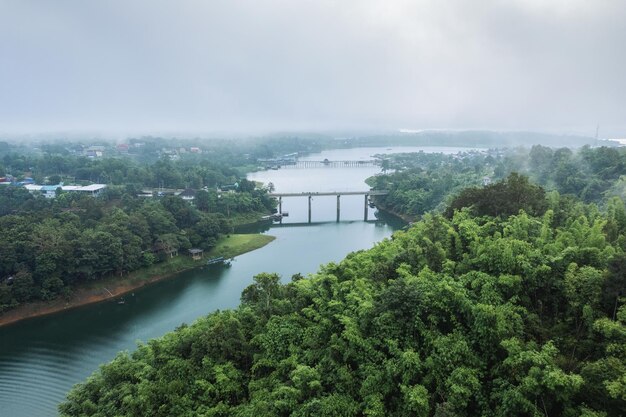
xmin=262 ymin=160 xmax=380 ymax=168
xmin=269 ymin=190 xmax=388 ymax=197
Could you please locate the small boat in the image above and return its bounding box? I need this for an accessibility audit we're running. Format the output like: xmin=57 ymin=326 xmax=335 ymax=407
xmin=207 ymin=257 xmax=233 ymax=266
xmin=207 ymin=256 xmax=225 ymax=265
xmin=261 ymin=213 xmax=283 ymax=221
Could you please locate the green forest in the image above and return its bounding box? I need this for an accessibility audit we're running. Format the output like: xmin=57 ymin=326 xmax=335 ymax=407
xmin=60 ymin=169 xmax=626 ymax=416
xmin=370 ymin=145 xmax=626 ymax=219
xmin=0 ymin=151 xmax=275 ymax=313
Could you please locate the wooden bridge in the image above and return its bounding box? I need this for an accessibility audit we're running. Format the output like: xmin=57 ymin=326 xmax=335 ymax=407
xmin=269 ymin=190 xmax=389 ymax=222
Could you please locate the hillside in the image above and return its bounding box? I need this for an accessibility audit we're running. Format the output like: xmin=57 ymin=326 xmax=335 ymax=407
xmin=60 ymin=190 xmax=625 ymax=416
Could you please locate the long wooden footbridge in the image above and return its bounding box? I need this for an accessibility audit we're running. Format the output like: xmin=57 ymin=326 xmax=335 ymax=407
xmin=269 ymin=190 xmax=389 ymax=222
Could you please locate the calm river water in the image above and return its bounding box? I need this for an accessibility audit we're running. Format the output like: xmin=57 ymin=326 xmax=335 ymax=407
xmin=0 ymin=146 xmax=470 ymax=416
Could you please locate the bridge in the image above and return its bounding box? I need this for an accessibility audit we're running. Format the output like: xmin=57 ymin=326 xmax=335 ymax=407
xmin=269 ymin=190 xmax=389 ymax=222
xmin=288 ymin=160 xmax=379 ymax=168
xmin=261 ymin=159 xmax=380 ymax=169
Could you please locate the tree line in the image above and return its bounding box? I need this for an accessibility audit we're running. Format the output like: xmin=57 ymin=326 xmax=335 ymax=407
xmin=0 ymin=136 xmax=325 ymax=183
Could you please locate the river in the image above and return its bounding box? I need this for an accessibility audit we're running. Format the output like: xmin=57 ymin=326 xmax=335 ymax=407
xmin=0 ymin=146 xmax=471 ymax=416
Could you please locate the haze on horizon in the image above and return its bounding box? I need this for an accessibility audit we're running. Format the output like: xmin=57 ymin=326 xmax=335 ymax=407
xmin=1 ymin=0 xmax=625 ymax=138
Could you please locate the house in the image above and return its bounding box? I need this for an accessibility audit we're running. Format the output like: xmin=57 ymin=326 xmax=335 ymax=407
xmin=161 ymin=149 xmax=180 ymax=161
xmin=179 ymin=188 xmax=196 ymax=202
xmin=188 ymin=248 xmax=204 ymax=260
xmin=219 ymin=183 xmax=239 ymax=192
xmin=23 ymin=183 xmax=107 ymax=198
xmin=41 ymin=184 xmax=62 ymax=198
xmin=84 ymin=146 xmax=105 ymax=158
xmin=164 ymin=247 xmax=178 ymax=258
xmin=61 ymin=184 xmax=107 ymax=197
xmin=24 ymin=184 xmax=45 ymax=195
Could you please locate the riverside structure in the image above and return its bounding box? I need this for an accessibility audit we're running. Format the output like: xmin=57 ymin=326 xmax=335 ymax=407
xmin=270 ymin=190 xmax=389 ymax=222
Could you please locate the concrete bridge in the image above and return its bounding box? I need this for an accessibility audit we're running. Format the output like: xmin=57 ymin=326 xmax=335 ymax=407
xmin=286 ymin=160 xmax=379 ymax=168
xmin=260 ymin=159 xmax=380 ymax=169
xmin=269 ymin=190 xmax=389 ymax=222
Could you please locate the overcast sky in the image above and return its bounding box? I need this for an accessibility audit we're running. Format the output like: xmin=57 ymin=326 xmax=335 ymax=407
xmin=1 ymin=0 xmax=625 ymax=137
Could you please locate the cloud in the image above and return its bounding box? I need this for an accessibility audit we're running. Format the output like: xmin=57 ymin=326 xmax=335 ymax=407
xmin=0 ymin=0 xmax=624 ymax=136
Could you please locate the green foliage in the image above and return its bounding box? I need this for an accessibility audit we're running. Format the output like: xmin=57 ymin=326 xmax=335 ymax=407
xmin=369 ymin=150 xmax=491 ymax=217
xmin=371 ymin=146 xmax=626 ymax=221
xmin=61 ymin=204 xmax=626 ymax=416
xmin=0 ymin=161 xmax=272 ymax=312
xmin=446 ymin=173 xmax=547 ymax=218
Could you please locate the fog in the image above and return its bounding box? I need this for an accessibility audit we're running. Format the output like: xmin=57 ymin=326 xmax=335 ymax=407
xmin=1 ymin=0 xmax=625 ymax=137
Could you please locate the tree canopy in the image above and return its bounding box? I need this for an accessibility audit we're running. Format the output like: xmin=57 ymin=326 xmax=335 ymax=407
xmin=445 ymin=173 xmax=547 ymax=218
xmin=60 ymin=193 xmax=626 ymax=416
xmin=0 ymin=172 xmax=274 ymax=312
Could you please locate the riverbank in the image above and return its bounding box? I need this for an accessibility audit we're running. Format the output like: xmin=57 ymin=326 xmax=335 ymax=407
xmin=0 ymin=234 xmax=275 ymax=327
xmin=372 ymin=201 xmax=416 ymax=224
xmin=229 ymin=211 xmax=272 ymax=227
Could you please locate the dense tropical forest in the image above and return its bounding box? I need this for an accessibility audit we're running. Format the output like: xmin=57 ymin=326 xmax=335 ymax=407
xmin=60 ymin=168 xmax=625 ymax=416
xmin=0 ymin=147 xmax=276 ymax=313
xmin=370 ymin=145 xmax=626 ymax=218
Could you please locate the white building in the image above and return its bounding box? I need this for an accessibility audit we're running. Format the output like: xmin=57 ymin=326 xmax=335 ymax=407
xmin=24 ymin=184 xmax=107 ymax=198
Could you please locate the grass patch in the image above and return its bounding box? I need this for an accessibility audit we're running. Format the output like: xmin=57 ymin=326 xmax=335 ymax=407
xmin=229 ymin=211 xmax=271 ymax=226
xmin=207 ymin=234 xmax=275 ymax=259
xmin=90 ymin=234 xmax=275 ymax=290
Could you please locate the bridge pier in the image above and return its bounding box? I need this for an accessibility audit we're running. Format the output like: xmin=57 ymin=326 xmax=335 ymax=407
xmin=336 ymin=195 xmax=340 ymax=222
xmin=268 ymin=190 xmax=387 ymax=223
